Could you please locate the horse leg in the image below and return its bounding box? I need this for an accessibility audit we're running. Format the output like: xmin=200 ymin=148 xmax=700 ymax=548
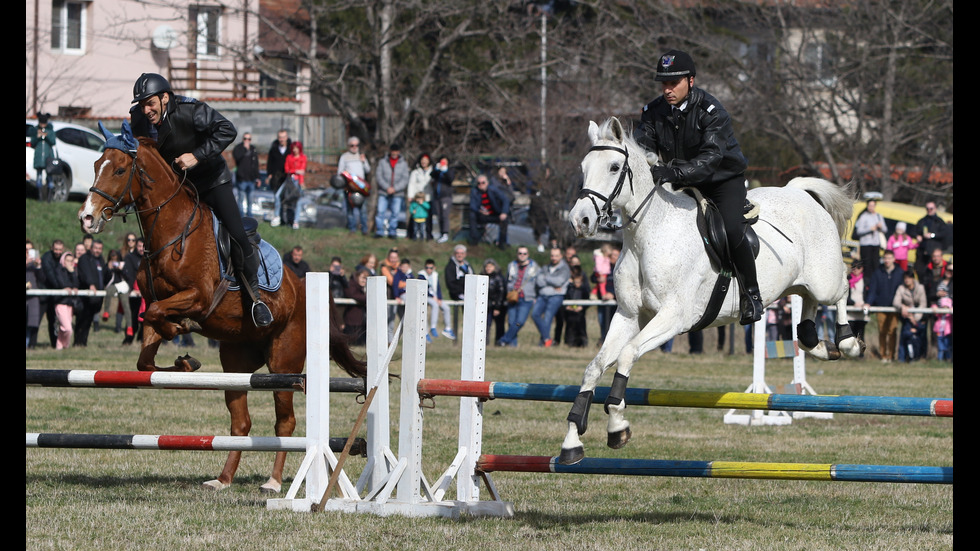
xmin=141 ymin=290 xmax=205 ymax=341
xmin=834 ymin=293 xmax=866 ymax=358
xmin=135 ymin=324 xmax=201 ymax=372
xmin=260 ymin=389 xmax=297 ymax=494
xmin=797 ymin=296 xmax=845 ymax=360
xmin=559 ymin=312 xmax=638 ymax=465
xmin=604 ymin=310 xmax=683 ymax=452
xmin=203 ymin=389 xmax=251 ymax=491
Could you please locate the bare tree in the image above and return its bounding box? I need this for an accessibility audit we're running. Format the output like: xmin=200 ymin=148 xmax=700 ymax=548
xmin=97 ymin=0 xmax=952 ymax=210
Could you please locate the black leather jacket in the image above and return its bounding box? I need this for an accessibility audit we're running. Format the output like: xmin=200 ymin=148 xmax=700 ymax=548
xmin=635 ymin=86 xmax=747 ymax=186
xmin=129 ymin=95 xmax=237 ymax=192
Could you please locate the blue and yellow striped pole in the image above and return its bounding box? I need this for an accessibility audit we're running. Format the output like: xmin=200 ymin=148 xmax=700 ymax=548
xmin=477 ymin=455 xmax=953 ymax=484
xmin=418 ymin=380 xmax=953 ymax=418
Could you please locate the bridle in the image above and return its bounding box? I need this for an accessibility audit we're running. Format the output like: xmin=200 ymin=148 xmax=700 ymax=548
xmin=87 ymin=148 xmax=144 ymax=226
xmin=577 ymin=144 xmax=658 ymax=231
xmin=88 ymin=146 xmax=205 ymax=301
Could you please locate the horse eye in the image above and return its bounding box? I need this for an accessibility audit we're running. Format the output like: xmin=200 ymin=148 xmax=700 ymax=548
xmin=114 ymin=167 xmax=127 ymax=176
xmin=610 ymin=163 xmax=621 ymax=172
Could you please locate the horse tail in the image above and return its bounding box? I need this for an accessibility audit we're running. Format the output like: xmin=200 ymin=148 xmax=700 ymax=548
xmin=327 ymin=294 xmax=368 ymax=378
xmin=786 ymin=177 xmax=855 ymax=239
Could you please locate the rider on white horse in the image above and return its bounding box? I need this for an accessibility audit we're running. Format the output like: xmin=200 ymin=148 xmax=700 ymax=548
xmin=634 ymin=49 xmax=763 ymax=325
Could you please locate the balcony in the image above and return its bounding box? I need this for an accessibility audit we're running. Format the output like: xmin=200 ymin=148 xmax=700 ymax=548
xmin=167 ymin=58 xmax=260 ymax=100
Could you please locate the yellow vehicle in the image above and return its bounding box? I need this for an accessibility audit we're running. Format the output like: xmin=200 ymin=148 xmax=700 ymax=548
xmin=843 ymin=198 xmax=953 ymax=265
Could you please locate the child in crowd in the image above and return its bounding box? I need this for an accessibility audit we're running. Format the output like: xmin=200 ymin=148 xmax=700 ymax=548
xmin=886 ymin=221 xmax=917 ymax=271
xmin=591 ymin=243 xmax=612 ymax=299
xmin=391 ymin=258 xmax=414 ymax=327
xmin=933 ymin=296 xmax=953 ymax=361
xmin=408 ymin=192 xmax=431 ymax=241
xmin=562 ymin=266 xmax=590 ymax=347
xmin=419 ymin=258 xmax=455 ymax=341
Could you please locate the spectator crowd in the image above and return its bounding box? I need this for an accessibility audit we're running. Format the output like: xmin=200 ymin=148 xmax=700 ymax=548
xmin=28 ymin=125 xmax=951 ymax=362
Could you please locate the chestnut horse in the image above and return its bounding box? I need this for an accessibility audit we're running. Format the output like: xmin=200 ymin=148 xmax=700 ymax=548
xmin=78 ymin=122 xmax=366 ymax=493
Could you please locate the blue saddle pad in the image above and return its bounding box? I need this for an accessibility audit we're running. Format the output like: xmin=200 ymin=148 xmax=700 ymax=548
xmin=212 ymin=213 xmax=284 ymax=292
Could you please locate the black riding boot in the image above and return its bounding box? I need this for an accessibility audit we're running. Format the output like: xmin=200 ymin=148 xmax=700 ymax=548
xmin=231 ymin=242 xmax=274 ymax=327
xmin=732 ymin=238 xmax=763 ymax=325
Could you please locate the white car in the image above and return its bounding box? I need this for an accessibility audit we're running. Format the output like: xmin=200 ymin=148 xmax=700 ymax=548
xmin=26 ymin=119 xmax=106 ymax=202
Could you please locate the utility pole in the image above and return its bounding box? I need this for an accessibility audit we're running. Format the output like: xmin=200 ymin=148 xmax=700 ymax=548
xmin=33 ymin=0 xmax=39 ymax=115
xmin=539 ymin=11 xmax=547 ymax=167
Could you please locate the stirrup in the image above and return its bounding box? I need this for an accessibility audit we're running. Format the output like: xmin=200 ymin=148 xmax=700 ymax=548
xmin=251 ymin=300 xmax=274 ymax=327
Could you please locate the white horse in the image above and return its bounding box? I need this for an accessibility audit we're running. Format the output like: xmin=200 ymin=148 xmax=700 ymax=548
xmin=559 ymin=117 xmax=864 ymax=465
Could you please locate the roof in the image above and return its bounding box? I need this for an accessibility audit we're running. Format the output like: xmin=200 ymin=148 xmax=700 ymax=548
xmin=781 ymin=163 xmax=953 ymax=186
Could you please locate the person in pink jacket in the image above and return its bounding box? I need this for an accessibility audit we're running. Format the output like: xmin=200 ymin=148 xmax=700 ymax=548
xmin=886 ymin=221 xmax=917 ymax=271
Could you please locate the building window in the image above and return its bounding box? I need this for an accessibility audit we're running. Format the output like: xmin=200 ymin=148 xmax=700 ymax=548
xmin=191 ymin=5 xmax=222 ymax=58
xmin=51 ymin=0 xmax=86 ymax=53
xmin=259 ymin=59 xmax=298 ymax=99
xmin=803 ymin=41 xmax=837 ymax=87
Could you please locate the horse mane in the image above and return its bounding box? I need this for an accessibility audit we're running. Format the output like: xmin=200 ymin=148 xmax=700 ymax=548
xmin=596 ymin=118 xmax=659 ymax=167
xmin=135 ymin=137 xmax=175 ymax=176
xmin=134 ymin=136 xmax=203 ymax=200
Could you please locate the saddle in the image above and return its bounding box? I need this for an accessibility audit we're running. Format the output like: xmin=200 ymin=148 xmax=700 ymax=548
xmin=681 ymin=187 xmax=760 ymax=332
xmin=211 ymin=213 xmax=284 ymax=297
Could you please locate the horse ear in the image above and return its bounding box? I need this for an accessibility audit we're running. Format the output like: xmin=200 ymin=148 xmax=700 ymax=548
xmin=120 ymin=120 xmax=138 ymax=150
xmin=610 ymin=117 xmax=623 ymax=141
xmin=588 ymin=120 xmax=599 ymax=144
xmin=98 ymin=121 xmax=115 ymax=141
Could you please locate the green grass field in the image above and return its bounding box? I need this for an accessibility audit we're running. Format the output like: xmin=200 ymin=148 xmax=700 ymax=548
xmin=26 ymin=198 xmax=952 ymax=549
xmin=26 ymin=324 xmax=953 ymax=550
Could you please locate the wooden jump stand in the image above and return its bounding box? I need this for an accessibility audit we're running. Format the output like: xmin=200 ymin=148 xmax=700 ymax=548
xmin=268 ymin=275 xmax=513 ymax=517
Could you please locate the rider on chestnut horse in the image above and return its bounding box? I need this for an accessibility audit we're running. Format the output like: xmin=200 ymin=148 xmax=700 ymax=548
xmin=128 ymin=72 xmax=273 ymax=327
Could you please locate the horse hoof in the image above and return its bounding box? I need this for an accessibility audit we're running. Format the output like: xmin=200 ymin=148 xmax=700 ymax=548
xmin=607 ymin=427 xmax=632 ymax=450
xmin=824 ymin=342 xmax=842 ymax=361
xmin=558 ymin=446 xmax=585 ymax=465
xmin=202 ymin=479 xmax=230 ymax=491
xmin=175 ymin=354 xmax=202 ymax=372
xmin=260 ymin=479 xmax=282 ymax=494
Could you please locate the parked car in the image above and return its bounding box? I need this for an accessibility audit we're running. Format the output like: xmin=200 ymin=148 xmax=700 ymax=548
xmin=244 ymin=185 xmax=407 ymax=234
xmin=842 ymin=192 xmax=954 ymax=264
xmin=25 ymin=119 xmax=106 ymax=202
xmin=295 ymin=188 xmax=348 ymax=229
xmin=454 ymin=203 xmax=541 ymax=247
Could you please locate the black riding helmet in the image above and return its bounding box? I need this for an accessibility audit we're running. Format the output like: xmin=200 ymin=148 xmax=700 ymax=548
xmin=655 ymin=50 xmax=696 ymax=81
xmin=132 ymin=73 xmax=173 ymax=103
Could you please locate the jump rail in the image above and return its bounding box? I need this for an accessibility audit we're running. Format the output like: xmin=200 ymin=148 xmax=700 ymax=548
xmin=27 ymin=433 xmax=366 ymax=456
xmin=26 ymin=369 xmax=365 ymax=394
xmin=417 ymin=379 xmax=953 ymax=418
xmin=476 ymin=455 xmax=953 ymax=484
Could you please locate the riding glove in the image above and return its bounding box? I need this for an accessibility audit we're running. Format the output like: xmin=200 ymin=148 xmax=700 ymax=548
xmin=652 ymin=164 xmax=682 ymax=185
